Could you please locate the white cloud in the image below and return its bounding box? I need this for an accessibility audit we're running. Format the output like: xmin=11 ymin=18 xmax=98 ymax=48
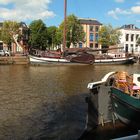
xmin=0 ymin=0 xmax=55 ymax=22
xmin=115 ymin=0 xmax=125 ymax=3
xmin=131 ymin=6 xmax=140 ymax=14
xmin=108 ymin=10 xmax=118 ymax=20
xmin=108 ymin=8 xmax=131 ymax=19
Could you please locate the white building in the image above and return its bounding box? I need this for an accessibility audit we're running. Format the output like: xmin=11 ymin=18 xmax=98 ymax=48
xmin=119 ymin=24 xmax=140 ymax=55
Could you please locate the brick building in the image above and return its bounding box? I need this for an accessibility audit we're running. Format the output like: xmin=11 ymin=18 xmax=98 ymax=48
xmin=78 ymin=18 xmax=102 ymax=49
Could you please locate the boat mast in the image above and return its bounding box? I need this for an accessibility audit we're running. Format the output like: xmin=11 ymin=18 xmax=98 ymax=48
xmin=63 ymin=0 xmax=67 ymax=51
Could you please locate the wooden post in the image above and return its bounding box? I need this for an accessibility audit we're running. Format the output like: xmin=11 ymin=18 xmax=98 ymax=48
xmin=62 ymin=0 xmax=67 ymax=52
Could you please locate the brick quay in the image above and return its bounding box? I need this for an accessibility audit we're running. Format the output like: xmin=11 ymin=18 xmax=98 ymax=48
xmin=0 ymin=56 xmax=29 ymax=64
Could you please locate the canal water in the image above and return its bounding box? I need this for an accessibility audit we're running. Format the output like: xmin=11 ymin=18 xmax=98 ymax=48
xmin=0 ymin=64 xmax=140 ymax=140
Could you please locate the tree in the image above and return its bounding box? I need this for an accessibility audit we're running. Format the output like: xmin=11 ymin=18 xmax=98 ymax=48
xmin=0 ymin=21 xmax=20 ymax=50
xmin=98 ymin=24 xmax=121 ymax=52
xmin=47 ymin=26 xmax=58 ymax=49
xmin=29 ymin=19 xmax=48 ymax=50
xmin=59 ymin=14 xmax=85 ymax=48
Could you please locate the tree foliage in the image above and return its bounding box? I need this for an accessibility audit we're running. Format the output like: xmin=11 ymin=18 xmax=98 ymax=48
xmin=0 ymin=21 xmax=20 ymax=47
xmin=29 ymin=19 xmax=48 ymax=50
xmin=98 ymin=24 xmax=121 ymax=47
xmin=47 ymin=26 xmax=58 ymax=49
xmin=58 ymin=14 xmax=85 ymax=48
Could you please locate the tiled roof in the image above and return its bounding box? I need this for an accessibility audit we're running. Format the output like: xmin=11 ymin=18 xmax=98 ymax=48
xmin=78 ymin=18 xmax=102 ymax=25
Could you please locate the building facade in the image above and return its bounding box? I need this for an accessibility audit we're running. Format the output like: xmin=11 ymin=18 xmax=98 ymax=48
xmin=78 ymin=18 xmax=102 ymax=49
xmin=119 ymin=24 xmax=140 ymax=55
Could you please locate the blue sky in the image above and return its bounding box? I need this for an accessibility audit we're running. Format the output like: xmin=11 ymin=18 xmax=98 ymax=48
xmin=0 ymin=0 xmax=140 ymax=28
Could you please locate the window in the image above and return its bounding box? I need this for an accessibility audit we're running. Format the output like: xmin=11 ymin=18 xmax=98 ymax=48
xmin=90 ymin=26 xmax=94 ymax=32
xmin=95 ymin=26 xmax=99 ymax=32
xmin=90 ymin=33 xmax=94 ymax=41
xmin=126 ymin=34 xmax=129 ymax=41
xmin=0 ymin=42 xmax=3 ymax=50
xmin=136 ymin=34 xmax=139 ymax=40
xmin=135 ymin=45 xmax=138 ymax=52
xmin=131 ymin=44 xmax=133 ymax=53
xmin=90 ymin=43 xmax=93 ymax=48
xmin=131 ymin=34 xmax=134 ymax=42
xmin=95 ymin=33 xmax=98 ymax=41
xmin=95 ymin=43 xmax=98 ymax=48
xmin=125 ymin=44 xmax=128 ymax=52
xmin=79 ymin=43 xmax=82 ymax=48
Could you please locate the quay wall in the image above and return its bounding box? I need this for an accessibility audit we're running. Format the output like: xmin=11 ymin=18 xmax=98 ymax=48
xmin=0 ymin=56 xmax=29 ymax=65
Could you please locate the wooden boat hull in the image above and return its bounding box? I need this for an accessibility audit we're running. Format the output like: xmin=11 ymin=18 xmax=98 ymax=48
xmin=110 ymin=87 xmax=140 ymax=127
xmin=29 ymin=55 xmax=70 ymax=65
xmin=94 ymin=57 xmax=135 ymax=65
xmin=29 ymin=55 xmax=94 ymax=65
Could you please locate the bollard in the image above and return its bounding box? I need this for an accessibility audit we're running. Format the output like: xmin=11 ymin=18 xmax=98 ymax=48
xmin=100 ymin=113 xmax=104 ymax=126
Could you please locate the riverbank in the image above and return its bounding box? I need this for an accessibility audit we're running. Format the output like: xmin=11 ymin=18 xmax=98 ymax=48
xmin=0 ymin=56 xmax=29 ymax=65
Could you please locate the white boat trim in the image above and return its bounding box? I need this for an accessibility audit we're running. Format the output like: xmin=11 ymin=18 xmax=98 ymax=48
xmin=29 ymin=55 xmax=70 ymax=64
xmin=94 ymin=57 xmax=134 ymax=64
xmin=87 ymin=71 xmax=116 ymax=89
xmin=101 ymin=71 xmax=116 ymax=82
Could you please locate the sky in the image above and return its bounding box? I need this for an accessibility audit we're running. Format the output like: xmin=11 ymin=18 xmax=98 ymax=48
xmin=0 ymin=0 xmax=140 ymax=28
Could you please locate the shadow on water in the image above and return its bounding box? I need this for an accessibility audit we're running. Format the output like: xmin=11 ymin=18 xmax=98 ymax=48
xmin=28 ymin=94 xmax=88 ymax=140
xmin=1 ymin=93 xmax=88 ymax=140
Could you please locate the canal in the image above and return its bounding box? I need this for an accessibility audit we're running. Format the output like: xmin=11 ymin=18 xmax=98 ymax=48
xmin=0 ymin=64 xmax=140 ymax=140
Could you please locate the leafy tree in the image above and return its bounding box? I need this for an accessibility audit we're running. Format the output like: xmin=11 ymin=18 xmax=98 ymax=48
xmin=0 ymin=21 xmax=20 ymax=50
xmin=29 ymin=19 xmax=48 ymax=50
xmin=59 ymin=14 xmax=85 ymax=48
xmin=98 ymin=24 xmax=121 ymax=52
xmin=55 ymin=28 xmax=62 ymax=46
xmin=47 ymin=26 xmax=58 ymax=49
xmin=137 ymin=37 xmax=140 ymax=46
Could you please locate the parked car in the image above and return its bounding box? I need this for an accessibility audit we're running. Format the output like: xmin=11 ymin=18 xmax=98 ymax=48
xmin=4 ymin=50 xmax=10 ymax=56
xmin=0 ymin=50 xmax=10 ymax=56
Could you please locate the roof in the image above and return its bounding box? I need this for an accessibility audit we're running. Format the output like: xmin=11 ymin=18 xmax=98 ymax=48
xmin=78 ymin=18 xmax=102 ymax=25
xmin=119 ymin=24 xmax=140 ymax=30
